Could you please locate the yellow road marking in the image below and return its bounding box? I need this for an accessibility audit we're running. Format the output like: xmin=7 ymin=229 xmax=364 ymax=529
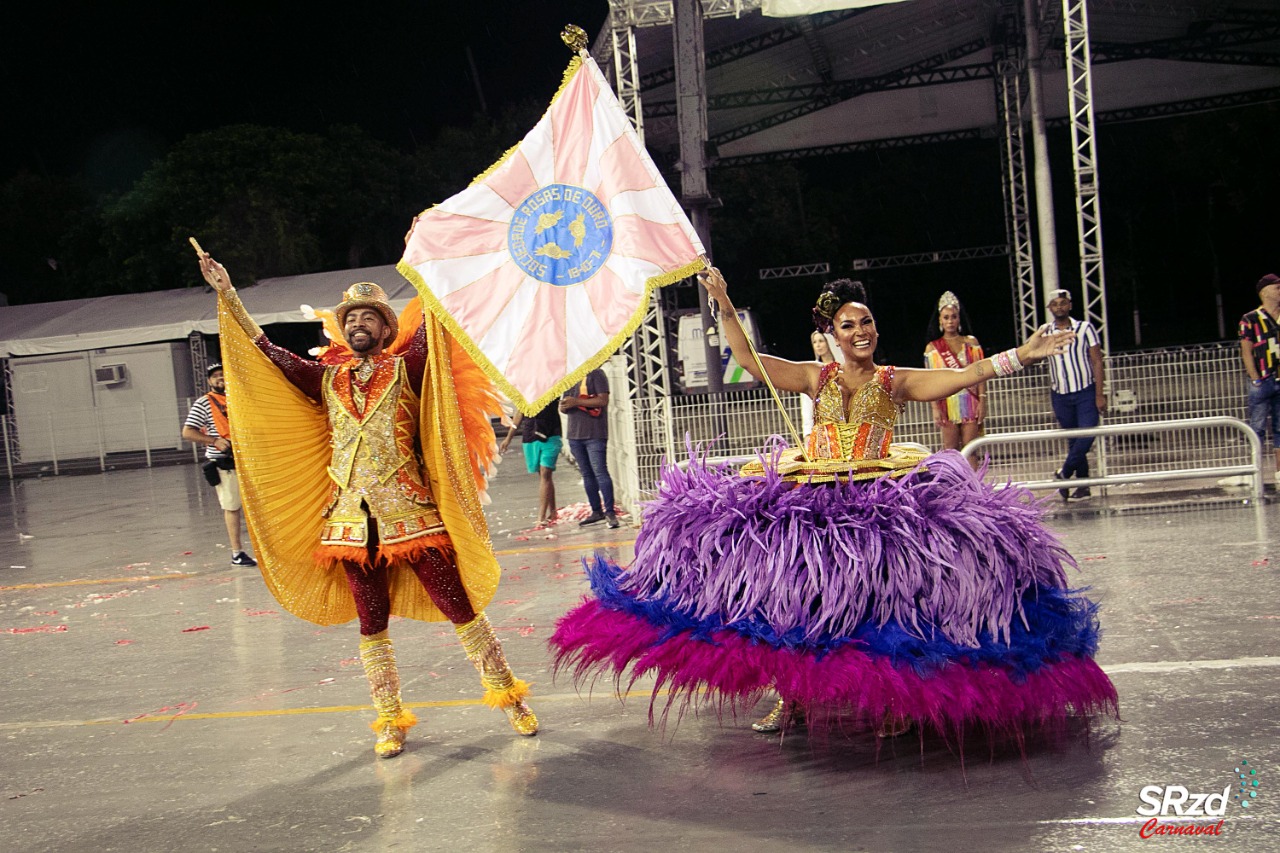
xmin=0 ymin=573 xmax=197 ymax=591
xmin=0 ymin=689 xmax=663 ymax=730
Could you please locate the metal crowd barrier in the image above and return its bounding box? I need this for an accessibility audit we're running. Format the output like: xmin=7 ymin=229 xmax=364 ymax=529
xmin=615 ymin=341 xmax=1257 ymax=514
xmin=961 ymin=416 xmax=1265 ymax=499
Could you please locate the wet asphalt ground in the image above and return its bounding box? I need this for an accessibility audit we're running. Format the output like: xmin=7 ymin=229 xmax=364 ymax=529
xmin=1 ymin=449 xmax=1276 ymax=852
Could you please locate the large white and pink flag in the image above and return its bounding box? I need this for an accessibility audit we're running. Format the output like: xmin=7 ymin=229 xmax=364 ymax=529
xmin=399 ymin=43 xmax=706 ymax=417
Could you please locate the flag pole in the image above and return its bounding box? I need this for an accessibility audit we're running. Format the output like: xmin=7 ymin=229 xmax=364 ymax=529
xmin=734 ymin=330 xmax=808 ymax=455
xmin=705 ymin=279 xmax=807 ymax=455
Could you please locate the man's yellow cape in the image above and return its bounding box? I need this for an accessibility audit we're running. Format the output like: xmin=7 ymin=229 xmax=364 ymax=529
xmin=217 ymin=296 xmax=503 ymax=626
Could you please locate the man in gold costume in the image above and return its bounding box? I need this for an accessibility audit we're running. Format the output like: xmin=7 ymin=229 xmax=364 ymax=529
xmin=197 ymin=251 xmax=536 ymax=758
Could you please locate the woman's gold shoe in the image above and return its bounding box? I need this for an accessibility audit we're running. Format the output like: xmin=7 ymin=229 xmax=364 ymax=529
xmin=751 ymin=697 xmax=803 ymax=733
xmin=875 ymin=712 xmax=913 ymax=738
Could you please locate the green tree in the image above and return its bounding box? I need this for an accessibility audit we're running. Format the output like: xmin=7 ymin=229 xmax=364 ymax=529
xmin=98 ymin=124 xmax=418 ymax=295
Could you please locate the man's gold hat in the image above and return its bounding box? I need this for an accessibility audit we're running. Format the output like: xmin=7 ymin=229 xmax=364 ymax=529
xmin=335 ymin=282 xmax=398 ymax=342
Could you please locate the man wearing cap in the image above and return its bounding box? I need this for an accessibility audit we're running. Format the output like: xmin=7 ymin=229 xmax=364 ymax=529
xmin=1239 ymin=273 xmax=1280 ymax=480
xmin=1046 ymin=289 xmax=1107 ymax=499
xmin=195 ymin=252 xmax=537 ymax=758
xmin=182 ymin=362 xmax=256 ymax=566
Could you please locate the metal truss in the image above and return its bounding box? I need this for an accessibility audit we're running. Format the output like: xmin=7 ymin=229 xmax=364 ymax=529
xmin=1085 ymin=0 xmax=1207 ymax=13
xmin=646 ymin=56 xmax=993 ymax=118
xmin=1092 ymin=43 xmax=1280 ymax=67
xmin=1047 ymin=85 xmax=1280 ymax=125
xmin=716 ymin=83 xmax=1280 ymax=171
xmin=715 ymin=128 xmax=987 ymax=167
xmin=608 ymin=1 xmax=674 ymax=489
xmin=1062 ymin=0 xmax=1110 ymax=352
xmin=188 ymin=331 xmax=209 ymax=397
xmin=609 ymin=0 xmax=763 ymax=30
xmin=994 ymin=0 xmax=1039 ymax=341
xmin=621 ymin=293 xmax=674 ymax=404
xmin=1 ymin=357 xmax=12 ymax=421
xmin=0 ymin=356 xmax=13 ymax=470
xmin=1106 ymin=48 xmax=1280 ymax=67
xmin=759 ymin=262 xmax=830 ymax=279
xmin=1221 ymin=9 xmax=1280 ymax=26
xmin=640 ymin=8 xmax=867 ymax=90
xmin=851 ymin=245 xmax=1009 ymax=271
xmin=611 ymin=25 xmax=645 ymax=141
xmin=707 ymin=38 xmax=991 ymax=144
xmin=620 ymin=291 xmax=677 ymax=495
xmin=1087 ymin=24 xmax=1280 ymax=63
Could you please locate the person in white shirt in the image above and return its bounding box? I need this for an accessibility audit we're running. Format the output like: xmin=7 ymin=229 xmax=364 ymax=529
xmin=1045 ymin=289 xmax=1107 ymax=500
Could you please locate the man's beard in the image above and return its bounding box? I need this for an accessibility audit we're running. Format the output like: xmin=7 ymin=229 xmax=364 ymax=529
xmin=347 ymin=331 xmax=377 ymax=353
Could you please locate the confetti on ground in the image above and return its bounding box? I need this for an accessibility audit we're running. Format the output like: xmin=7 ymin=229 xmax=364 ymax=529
xmin=1081 ymin=555 xmax=1108 ymax=561
xmin=124 ymin=702 xmax=198 ymax=727
xmin=115 ymin=639 xmax=134 ymax=645
xmin=3 ymin=625 xmax=67 ymax=634
xmin=181 ymin=625 xmax=211 ymax=633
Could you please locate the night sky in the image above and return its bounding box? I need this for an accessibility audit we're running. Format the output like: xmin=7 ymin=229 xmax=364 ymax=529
xmin=3 ymin=2 xmax=1276 ymax=357
xmin=2 ymin=1 xmax=610 ymax=189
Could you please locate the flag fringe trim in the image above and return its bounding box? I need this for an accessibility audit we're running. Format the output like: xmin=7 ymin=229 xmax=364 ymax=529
xmin=398 ymin=257 xmax=704 ymax=417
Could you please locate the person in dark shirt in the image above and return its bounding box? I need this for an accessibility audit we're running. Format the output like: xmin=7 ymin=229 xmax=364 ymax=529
xmin=561 ymin=368 xmax=618 ymax=528
xmin=1239 ymin=273 xmax=1280 ymax=482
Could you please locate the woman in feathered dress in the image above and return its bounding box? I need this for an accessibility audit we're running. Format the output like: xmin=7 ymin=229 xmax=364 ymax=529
xmin=550 ymin=269 xmax=1117 ymax=743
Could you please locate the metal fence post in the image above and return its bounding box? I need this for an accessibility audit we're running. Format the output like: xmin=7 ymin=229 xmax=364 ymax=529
xmin=95 ymin=406 xmax=106 ymax=472
xmin=1 ymin=415 xmax=11 ymax=479
xmin=47 ymin=412 xmax=59 ymax=476
xmin=140 ymin=403 xmax=152 ymax=468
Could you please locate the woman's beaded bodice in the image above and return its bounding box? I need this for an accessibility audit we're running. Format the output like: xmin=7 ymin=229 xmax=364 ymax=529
xmin=805 ymin=362 xmax=898 ymax=461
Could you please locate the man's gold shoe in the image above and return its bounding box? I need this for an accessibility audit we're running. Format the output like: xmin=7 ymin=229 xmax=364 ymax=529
xmin=373 ymin=712 xmax=412 ymax=753
xmin=503 ymin=700 xmax=539 ymax=736
xmin=373 ymin=719 xmax=408 ymax=758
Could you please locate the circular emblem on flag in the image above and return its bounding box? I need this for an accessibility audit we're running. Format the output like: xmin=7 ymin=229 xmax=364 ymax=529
xmin=507 ymin=183 xmax=613 ymax=287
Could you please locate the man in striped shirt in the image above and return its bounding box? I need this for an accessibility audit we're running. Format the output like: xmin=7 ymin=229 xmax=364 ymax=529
xmin=1046 ymin=289 xmax=1107 ymax=500
xmin=1239 ymin=273 xmax=1280 ymax=481
xmin=182 ymin=363 xmax=256 ymax=566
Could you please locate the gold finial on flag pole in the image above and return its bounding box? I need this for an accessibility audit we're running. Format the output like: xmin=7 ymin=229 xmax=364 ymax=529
xmin=561 ymin=24 xmax=588 ymax=52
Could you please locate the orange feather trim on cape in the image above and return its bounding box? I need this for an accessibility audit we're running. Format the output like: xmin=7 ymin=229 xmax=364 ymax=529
xmin=313 ymin=535 xmax=455 ymax=571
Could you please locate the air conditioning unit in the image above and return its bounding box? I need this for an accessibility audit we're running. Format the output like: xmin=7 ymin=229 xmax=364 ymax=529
xmin=94 ymin=364 xmax=127 ymax=385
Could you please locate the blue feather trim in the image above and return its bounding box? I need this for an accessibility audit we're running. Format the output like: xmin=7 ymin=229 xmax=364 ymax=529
xmin=584 ymin=553 xmax=1101 ymax=682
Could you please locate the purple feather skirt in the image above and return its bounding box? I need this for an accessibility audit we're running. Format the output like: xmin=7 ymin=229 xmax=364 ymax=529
xmin=550 ymin=449 xmax=1118 ymax=735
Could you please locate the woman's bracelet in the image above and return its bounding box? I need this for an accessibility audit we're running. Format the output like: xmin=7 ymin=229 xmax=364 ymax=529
xmin=991 ymin=348 xmax=1024 ymax=377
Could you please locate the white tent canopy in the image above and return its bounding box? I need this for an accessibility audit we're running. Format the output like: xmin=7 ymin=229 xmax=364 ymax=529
xmin=0 ymin=265 xmax=415 ymax=358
